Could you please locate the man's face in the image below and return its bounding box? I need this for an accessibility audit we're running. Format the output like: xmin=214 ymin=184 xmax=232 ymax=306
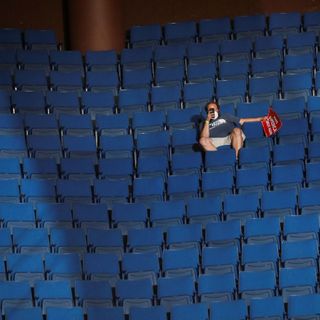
xmin=207 ymin=103 xmax=219 ymax=114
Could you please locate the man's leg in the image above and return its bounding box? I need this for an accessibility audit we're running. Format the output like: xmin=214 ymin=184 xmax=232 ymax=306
xmin=230 ymin=128 xmax=244 ymax=158
xmin=199 ymin=137 xmax=217 ymax=151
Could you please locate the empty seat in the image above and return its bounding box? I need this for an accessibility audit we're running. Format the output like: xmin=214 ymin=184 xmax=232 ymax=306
xmin=81 ymin=91 xmax=115 ymax=118
xmin=216 ymin=78 xmax=247 ymax=106
xmin=56 ymin=179 xmax=93 ymax=203
xmin=202 ymin=170 xmax=234 ymax=197
xmin=95 ymin=113 xmax=129 ymax=137
xmin=167 ymin=173 xmax=200 ymax=200
xmin=46 ymin=307 xmax=83 ymax=320
xmin=99 ymin=134 xmax=134 ymax=159
xmin=46 ymin=91 xmax=80 ymax=115
xmin=24 ymin=29 xmax=57 ymax=50
xmin=210 ymin=299 xmax=247 ymax=320
xmin=5 ymin=307 xmax=43 ymax=320
xmin=287 ymin=293 xmax=320 ymax=319
xmin=50 ymin=50 xmax=83 ymax=73
xmin=24 ymin=114 xmax=59 ymax=135
xmin=118 ymin=87 xmax=149 ymax=116
xmin=299 ymin=186 xmax=320 ymax=214
xmin=233 ymin=14 xmax=266 ymax=40
xmin=183 ymin=81 xmax=214 ymax=108
xmin=59 ymin=113 xmax=93 ymax=137
xmin=14 ymin=69 xmax=48 ymax=91
xmin=20 ymin=178 xmax=57 ymax=203
xmin=85 ymin=49 xmax=118 ymax=72
xmin=164 ymin=21 xmax=197 ymax=44
xmin=136 ymin=131 xmax=170 ymax=158
xmin=12 ymin=91 xmax=46 ymax=114
xmin=249 ymin=296 xmax=284 ymax=320
xmin=73 ymin=203 xmax=109 ymax=229
xmin=129 ymin=24 xmax=162 ymax=48
xmin=282 ymin=72 xmax=313 ymax=101
xmin=151 ymin=84 xmax=181 ymax=111
xmin=198 ymin=18 xmax=231 ymax=42
xmin=133 ymin=176 xmax=165 ymax=202
xmin=269 ymin=12 xmax=301 ymax=37
xmin=60 ymin=158 xmax=96 ymax=181
xmin=86 ymin=306 xmax=124 ymax=320
xmin=62 ymin=135 xmax=97 ymax=159
xmin=0 ymin=203 xmax=35 ymax=228
xmin=86 ymin=70 xmax=119 ymax=95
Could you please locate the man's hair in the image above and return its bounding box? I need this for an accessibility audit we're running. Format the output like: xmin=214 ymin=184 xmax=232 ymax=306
xmin=205 ymin=100 xmax=220 ymax=112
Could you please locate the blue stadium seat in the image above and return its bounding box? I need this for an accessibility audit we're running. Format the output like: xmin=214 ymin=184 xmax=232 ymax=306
xmin=254 ymin=34 xmax=284 ymax=58
xmin=238 ymin=269 xmax=277 ymax=301
xmin=187 ymin=61 xmax=216 ymax=84
xmin=299 ymin=186 xmax=320 ymax=214
xmin=304 ymin=11 xmax=320 ymax=33
xmin=0 ymin=157 xmax=21 ymax=179
xmin=73 ymin=203 xmax=109 ymax=229
xmin=46 ymin=91 xmax=80 ymax=115
xmin=220 ymin=38 xmax=253 ymax=61
xmin=0 ymin=178 xmax=21 ymax=203
xmin=20 ymin=178 xmax=57 ymax=203
xmin=210 ymin=299 xmax=247 ymax=320
xmin=157 ymin=275 xmax=195 ymax=311
xmin=46 ymin=307 xmax=83 ymax=320
xmin=98 ymin=158 xmax=133 ymax=183
xmin=24 ymin=29 xmax=57 ymax=50
xmin=85 ymin=49 xmax=118 ymax=72
xmin=287 ymin=293 xmax=320 ymax=319
xmin=24 ymin=113 xmax=59 ymax=135
xmin=205 ymin=219 xmax=241 ymax=249
xmin=122 ymin=251 xmax=160 ymax=285
xmin=166 ymin=106 xmax=202 ymax=132
xmin=0 ymin=69 xmax=13 ymax=90
xmin=60 ymin=158 xmax=96 ymax=181
xmin=49 ymin=229 xmax=87 ymax=254
xmin=12 ymin=227 xmax=50 ymax=254
xmin=0 ymin=114 xmax=24 ymax=136
xmin=95 ymin=113 xmax=129 ymax=137
xmin=133 ymin=176 xmax=165 ymax=202
xmin=0 ymin=228 xmax=13 ymax=255
xmin=120 ymin=47 xmax=153 ymax=70
xmin=249 ymin=75 xmax=280 ymax=103
xmin=155 ymin=64 xmax=185 ymax=88
xmin=154 ymin=44 xmax=186 ymax=68
xmin=202 ymin=170 xmax=234 ymax=197
xmin=151 ymin=84 xmax=181 ymax=111
xmin=163 ymin=21 xmax=197 ymax=44
xmin=49 ymin=50 xmax=83 ymax=73
xmin=198 ymin=273 xmax=236 ymax=303
xmin=131 ymin=305 xmax=167 ymax=320
xmin=171 ymin=152 xmax=202 ymax=176
xmin=307 ymin=95 xmax=320 ymax=120
xmin=244 ymin=216 xmax=281 ymax=245
xmin=276 ymin=118 xmax=309 ymax=146
xmin=187 ymin=42 xmax=220 ymax=64
xmin=82 ymin=253 xmax=120 ymax=285
xmin=238 ymin=145 xmax=271 ymax=171
xmin=282 ymin=72 xmax=313 ymax=101
xmin=59 ymin=113 xmax=94 ymax=137
xmin=12 ymin=91 xmax=46 ymax=114
xmin=74 ymin=279 xmax=113 ymax=308
xmin=99 ymin=134 xmax=134 ymax=159
xmin=183 ymin=81 xmax=214 ymax=108
xmin=279 ymin=266 xmax=317 ymax=302
xmin=81 ymin=91 xmax=115 ymax=118
xmin=269 ymin=12 xmax=302 ymax=37
xmin=85 ymin=69 xmax=120 ymax=96
xmin=233 ymin=14 xmax=266 ymax=40
xmin=167 ymin=173 xmax=200 ymax=200
xmin=136 ymin=131 xmax=170 ymax=158
xmin=0 ymin=49 xmax=17 ymax=73
xmin=186 ymin=196 xmax=222 ymax=226
xmin=118 ymin=87 xmax=149 ymax=115
xmin=56 ymin=179 xmax=93 ymax=203
xmin=216 ymin=78 xmax=247 ymax=106
xmin=0 ymin=28 xmax=23 ymax=50
xmin=284 ymin=52 xmax=315 ymax=74
xmin=115 ymin=278 xmax=154 ymax=314
xmin=0 ymin=203 xmax=35 ymax=228
xmin=5 ymin=307 xmax=43 ymax=320
xmin=249 ymin=296 xmax=284 ymax=320
xmin=122 ymin=67 xmax=152 ymax=90
xmin=14 ymin=69 xmax=48 ymax=91
xmin=49 ymin=70 xmax=83 ymax=92
xmin=0 ymin=90 xmax=12 ymax=113
xmin=272 ymin=142 xmax=306 ymax=166
xmin=136 ymin=154 xmax=168 ymax=181
xmin=86 ymin=306 xmax=124 ymax=320
xmin=204 ymin=148 xmax=236 ymax=174
xmin=198 ymin=18 xmax=231 ymax=42
xmin=251 ymin=55 xmax=282 ymax=78
xmin=129 ymin=24 xmax=162 ymax=48
xmin=219 ymin=59 xmax=249 ymax=80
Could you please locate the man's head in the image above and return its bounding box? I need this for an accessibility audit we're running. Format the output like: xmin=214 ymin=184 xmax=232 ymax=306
xmin=206 ymin=101 xmax=220 ymax=119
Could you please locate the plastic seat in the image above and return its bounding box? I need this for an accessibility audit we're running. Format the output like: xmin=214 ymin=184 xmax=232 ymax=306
xmin=272 ymin=97 xmax=305 ymax=120
xmin=111 ymin=202 xmax=148 ymax=233
xmin=122 ymin=67 xmax=152 ymax=90
xmin=202 ymin=170 xmax=234 ymax=197
xmin=5 ymin=307 xmax=43 ymax=320
xmin=186 ymin=196 xmax=222 ymax=226
xmin=98 ymin=158 xmax=133 ymax=183
xmin=171 ymin=128 xmax=199 ymax=154
xmin=73 ymin=203 xmax=108 ymax=229
xmin=242 ymin=242 xmax=279 ymax=273
xmin=261 ymin=188 xmax=298 ymax=220
xmin=167 ymin=173 xmax=200 ymax=200
xmin=12 ymin=90 xmax=46 ymax=114
xmin=0 ymin=28 xmax=23 ymax=50
xmin=210 ymin=299 xmax=247 ymax=320
xmin=100 ymin=134 xmax=134 ymax=159
xmin=311 ymin=117 xmax=320 ymax=142
xmin=238 ymin=145 xmax=271 ymax=170
xmin=202 ymin=245 xmax=239 ymax=275
xmin=94 ymin=179 xmax=130 ymax=206
xmin=20 ymin=178 xmax=57 ymax=203
xmin=34 ymin=280 xmax=73 ymax=312
xmin=254 ymin=34 xmax=284 ymax=59
xmin=198 ymin=18 xmax=231 ymax=42
xmin=24 ymin=29 xmax=57 ymax=50
xmin=155 ymin=64 xmax=185 ymax=88
xmin=6 ymin=253 xmax=45 ymax=283
xmin=307 ymin=95 xmax=320 ymax=120
xmin=115 ymin=278 xmax=154 ymax=314
xmin=47 ymin=255 xmax=83 ymax=283
xmin=151 ymin=84 xmax=181 ymax=111
xmin=0 ymin=114 xmax=24 ymax=137
xmin=133 ymin=176 xmax=165 ymax=202
xmin=216 ymin=78 xmax=247 ymax=106
xmin=122 ymin=251 xmax=160 ymax=285
xmin=271 ymin=163 xmax=304 ymax=192
xmin=95 ymin=113 xmax=129 ymax=137
xmin=0 ymin=228 xmax=13 ymax=254
xmin=86 ymin=306 xmax=124 ymax=320
xmin=287 ymin=293 xmax=320 ymax=320
xmin=0 ymin=49 xmax=17 ymax=73
xmin=126 ymin=227 xmax=164 ymax=257
xmin=50 ymin=228 xmax=87 ymax=254
xmin=279 ymin=266 xmax=317 ymax=302
xmin=233 ymin=14 xmax=266 ymax=40
xmin=86 ymin=70 xmax=119 ymax=95
xmin=272 ymin=142 xmax=306 ymax=166
xmin=154 ymin=44 xmax=186 ymax=68
xmin=276 ymin=118 xmax=308 ymax=146
xmin=0 ymin=179 xmax=21 ymax=203
xmin=251 ymin=55 xmax=282 ymax=78
xmin=187 ymin=61 xmax=216 ymax=84
xmin=74 ymin=279 xmax=113 ymax=308
xmin=24 ymin=113 xmax=59 ymax=135
xmin=36 ymin=202 xmax=73 ymax=229
xmin=219 ymin=59 xmax=249 ymax=80
xmin=129 ymin=24 xmax=162 ymax=48
xmin=62 ymin=135 xmax=97 ymax=159
xmin=136 ymin=131 xmax=170 ymax=158
xmin=14 ymin=69 xmax=48 ymax=91
xmin=308 ymin=142 xmax=320 ymax=164
xmin=281 ymin=238 xmax=319 ymax=269
xmin=59 ymin=113 xmax=93 ymax=137
xmin=149 ymin=200 xmax=186 ymax=231
xmin=187 ymin=42 xmax=219 ymax=65
xmin=0 ymin=69 xmax=13 ymax=90
xmin=157 ymin=275 xmax=195 ymax=311
xmin=205 ymin=219 xmax=241 ymax=249
xmin=0 ymin=203 xmax=35 ymax=228
xmin=220 ymin=38 xmax=253 ymax=61
xmin=85 ymin=49 xmax=118 ymax=72
xmin=82 ymin=253 xmax=120 ymax=286
xmin=239 ymin=269 xmax=277 ymax=302
xmin=136 ymin=154 xmax=168 ymax=181
xmin=198 ymin=273 xmax=236 ymax=303
xmin=171 ymin=152 xmax=202 ymax=177
xmin=0 ymin=157 xmax=21 ymax=179
xmin=204 ymin=148 xmax=236 ymax=174
xmin=87 ymin=228 xmax=124 ymax=258
xmin=50 ymin=50 xmax=83 ymax=73
xmin=183 ymin=81 xmax=214 ymax=108
xmin=224 ymin=192 xmax=260 ymax=222
xmin=164 ymin=21 xmax=197 ymax=45
xmin=46 ymin=91 xmax=80 ymax=115
xmin=81 ymin=91 xmax=115 ymax=118
xmin=249 ymin=75 xmax=280 ymax=103
xmin=244 ymin=216 xmax=281 ymax=245
xmin=120 ymin=47 xmax=153 ymax=70
xmin=0 ymin=281 xmax=33 ymax=315
xmin=282 ymin=72 xmax=313 ymax=101
xmin=12 ymin=227 xmax=50 ymax=254
xmin=299 ymin=186 xmax=320 ymax=214
xmin=166 ymin=106 xmax=202 ymax=132
xmin=162 ymin=247 xmax=199 ymax=279
xmin=0 ymin=90 xmax=12 ymax=114
xmin=46 ymin=307 xmax=83 ymax=320
xmin=60 ymin=158 xmax=96 ymax=181
xmin=50 ymin=70 xmax=84 ymax=91
xmin=249 ymin=296 xmax=284 ymax=320
xmin=269 ymin=12 xmax=301 ymax=37
xmin=56 ymin=179 xmax=93 ymax=203
xmin=284 ymin=52 xmax=315 ymax=74
xmin=130 ymin=306 xmax=167 ymax=320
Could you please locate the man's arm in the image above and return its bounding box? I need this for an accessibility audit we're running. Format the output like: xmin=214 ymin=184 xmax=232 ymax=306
xmin=200 ymin=113 xmax=214 ymax=138
xmin=239 ymin=116 xmax=266 ymax=125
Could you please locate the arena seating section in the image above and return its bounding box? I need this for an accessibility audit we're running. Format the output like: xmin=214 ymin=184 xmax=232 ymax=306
xmin=1 ymin=11 xmax=320 ymax=320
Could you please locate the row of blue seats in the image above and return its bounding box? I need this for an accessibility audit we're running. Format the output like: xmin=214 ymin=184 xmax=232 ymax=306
xmin=128 ymin=12 xmax=320 ymax=46
xmin=0 ymin=184 xmax=319 ymax=228
xmin=1 ymin=295 xmax=320 ymax=320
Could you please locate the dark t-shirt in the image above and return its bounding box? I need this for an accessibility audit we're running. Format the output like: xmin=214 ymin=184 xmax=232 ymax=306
xmin=207 ymin=113 xmax=241 ymax=138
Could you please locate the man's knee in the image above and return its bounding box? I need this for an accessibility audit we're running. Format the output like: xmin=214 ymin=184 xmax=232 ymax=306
xmin=199 ymin=137 xmax=216 ymax=151
xmin=232 ymin=127 xmax=243 ymax=137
